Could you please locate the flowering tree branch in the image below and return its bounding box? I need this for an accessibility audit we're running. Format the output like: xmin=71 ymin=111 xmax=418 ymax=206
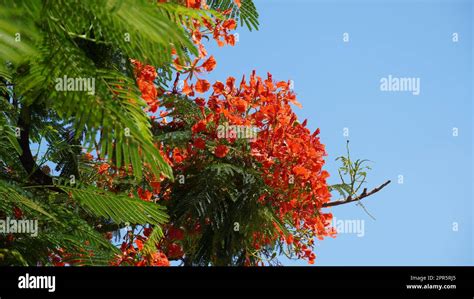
xmin=322 ymin=180 xmax=391 ymax=208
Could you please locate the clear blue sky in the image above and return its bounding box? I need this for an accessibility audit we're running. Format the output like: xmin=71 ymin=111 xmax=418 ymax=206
xmin=204 ymin=0 xmax=473 ymax=265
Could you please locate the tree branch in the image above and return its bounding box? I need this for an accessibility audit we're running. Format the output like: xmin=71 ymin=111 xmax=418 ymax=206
xmin=322 ymin=180 xmax=391 ymax=208
xmin=17 ymin=105 xmax=63 ymax=192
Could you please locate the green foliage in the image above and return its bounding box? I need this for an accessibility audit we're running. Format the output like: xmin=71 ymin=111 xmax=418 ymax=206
xmin=142 ymin=225 xmax=164 ymax=256
xmin=207 ymin=0 xmax=260 ymax=31
xmin=0 ymin=181 xmax=54 ymax=220
xmin=0 ymin=180 xmax=120 ymax=265
xmin=168 ymin=159 xmax=280 ymax=265
xmin=0 ymin=0 xmax=211 ymax=265
xmin=327 ymin=141 xmax=377 ymax=219
xmin=328 ymin=141 xmax=372 ymax=199
xmin=8 ymin=3 xmax=178 ymax=180
xmin=62 ymin=186 xmax=169 ymax=226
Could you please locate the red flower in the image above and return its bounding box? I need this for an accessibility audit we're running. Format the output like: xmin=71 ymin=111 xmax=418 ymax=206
xmin=182 ymin=80 xmax=195 ymax=96
xmin=195 ymin=79 xmax=210 ymax=93
xmin=140 ymin=65 xmax=157 ymax=81
xmin=13 ymin=206 xmax=23 ymax=219
xmin=167 ymin=243 xmax=184 ymax=259
xmin=226 ymin=77 xmax=235 ymax=90
xmin=193 ymin=137 xmax=206 ymax=150
xmin=133 ymin=62 xmax=159 ymax=112
xmin=212 ymin=81 xmax=225 ymax=94
xmin=98 ymin=163 xmax=110 ymax=175
xmin=223 ymin=19 xmax=237 ymax=30
xmin=172 ymin=148 xmax=185 ymax=163
xmin=149 ymin=251 xmax=170 ymax=266
xmin=201 ymin=55 xmax=217 ymax=72
xmin=137 ymin=187 xmax=153 ymax=202
xmin=293 ymin=165 xmax=310 ymax=179
xmin=235 ymin=99 xmax=248 ymax=113
xmin=186 ymin=0 xmax=202 ymax=9
xmin=214 ymin=144 xmax=229 ymax=158
xmin=192 ymin=120 xmax=207 ymax=134
xmin=150 ymin=181 xmax=161 ymax=194
xmin=135 ymin=239 xmax=144 ymax=250
xmin=225 ymin=34 xmax=235 ymax=46
xmin=195 ymin=97 xmax=206 ymax=106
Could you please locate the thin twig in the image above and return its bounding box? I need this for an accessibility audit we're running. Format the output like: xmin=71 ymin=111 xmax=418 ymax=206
xmin=323 ymin=180 xmax=391 ymax=208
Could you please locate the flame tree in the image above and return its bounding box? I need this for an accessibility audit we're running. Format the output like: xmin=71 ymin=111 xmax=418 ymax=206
xmin=0 ymin=0 xmax=389 ymax=266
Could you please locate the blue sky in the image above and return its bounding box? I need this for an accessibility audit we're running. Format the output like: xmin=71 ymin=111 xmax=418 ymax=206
xmin=204 ymin=0 xmax=473 ymax=265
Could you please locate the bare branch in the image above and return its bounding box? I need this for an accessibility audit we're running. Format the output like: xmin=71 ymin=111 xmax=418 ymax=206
xmin=323 ymin=180 xmax=391 ymax=208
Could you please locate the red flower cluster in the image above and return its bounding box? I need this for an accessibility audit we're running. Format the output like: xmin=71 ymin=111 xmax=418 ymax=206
xmin=241 ymin=73 xmax=335 ymax=263
xmin=132 ymin=59 xmax=161 ymax=113
xmin=112 ymin=240 xmax=170 ymax=267
xmin=165 ymin=71 xmax=335 ymax=264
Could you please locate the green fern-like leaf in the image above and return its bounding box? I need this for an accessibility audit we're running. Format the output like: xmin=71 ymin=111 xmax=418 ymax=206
xmin=0 ymin=180 xmax=55 ymax=220
xmin=62 ymin=186 xmax=169 ymax=226
xmin=142 ymin=225 xmax=164 ymax=256
xmin=207 ymin=0 xmax=259 ymax=31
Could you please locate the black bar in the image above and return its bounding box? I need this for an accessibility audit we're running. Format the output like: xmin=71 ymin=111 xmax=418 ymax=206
xmin=0 ymin=266 xmax=472 ymax=298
